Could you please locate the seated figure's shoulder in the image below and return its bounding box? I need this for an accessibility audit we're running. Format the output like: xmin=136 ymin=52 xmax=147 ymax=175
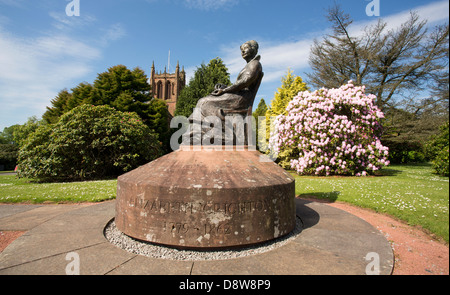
xmin=248 ymin=58 xmax=262 ymax=72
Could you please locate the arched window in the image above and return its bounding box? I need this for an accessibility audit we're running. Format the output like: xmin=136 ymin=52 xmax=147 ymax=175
xmin=165 ymin=81 xmax=171 ymax=100
xmin=157 ymin=81 xmax=163 ymax=99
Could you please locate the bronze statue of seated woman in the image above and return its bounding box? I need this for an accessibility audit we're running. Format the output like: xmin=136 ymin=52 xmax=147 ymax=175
xmin=186 ymin=40 xmax=264 ymax=146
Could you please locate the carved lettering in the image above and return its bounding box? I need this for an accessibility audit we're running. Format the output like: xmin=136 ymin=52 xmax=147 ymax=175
xmin=163 ymin=222 xmax=189 ymax=234
xmin=204 ymin=223 xmax=232 ymax=236
xmin=130 ymin=196 xmax=284 ymax=216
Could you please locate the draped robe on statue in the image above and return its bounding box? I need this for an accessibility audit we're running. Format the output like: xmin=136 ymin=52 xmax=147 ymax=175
xmin=186 ymin=55 xmax=263 ymax=145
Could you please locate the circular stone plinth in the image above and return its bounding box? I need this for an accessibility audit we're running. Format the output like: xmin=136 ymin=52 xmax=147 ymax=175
xmin=115 ymin=148 xmax=296 ymax=249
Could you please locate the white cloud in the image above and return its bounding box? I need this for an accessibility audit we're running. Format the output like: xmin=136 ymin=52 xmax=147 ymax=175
xmin=0 ymin=31 xmax=100 ymax=94
xmin=221 ymin=38 xmax=312 ymax=84
xmin=385 ymin=0 xmax=449 ymax=27
xmin=183 ymin=0 xmax=239 ymax=11
xmin=223 ymin=0 xmax=449 ymax=82
xmin=0 ymin=3 xmax=128 ymax=129
xmin=219 ymin=0 xmax=449 ymax=105
xmin=0 ymin=0 xmax=26 ymax=8
xmin=349 ymin=0 xmax=449 ymax=36
xmin=0 ymin=24 xmax=102 ymax=129
xmin=101 ymin=23 xmax=127 ymax=45
xmin=49 ymin=11 xmax=97 ymax=31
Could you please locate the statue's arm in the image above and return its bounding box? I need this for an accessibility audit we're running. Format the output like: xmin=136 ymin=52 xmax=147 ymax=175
xmin=212 ymin=61 xmax=261 ymax=96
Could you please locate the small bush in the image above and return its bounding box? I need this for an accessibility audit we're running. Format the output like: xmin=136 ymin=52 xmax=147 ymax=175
xmin=433 ymin=147 xmax=449 ymax=177
xmin=385 ymin=141 xmax=426 ymax=164
xmin=18 ymin=105 xmax=163 ymax=181
xmin=0 ymin=144 xmax=19 ymax=170
xmin=426 ymin=122 xmax=449 ymax=177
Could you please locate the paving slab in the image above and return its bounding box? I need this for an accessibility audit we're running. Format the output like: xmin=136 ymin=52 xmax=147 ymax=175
xmin=0 ymin=204 xmax=42 ymax=219
xmin=0 ymin=203 xmax=93 ymax=231
xmin=0 ymin=199 xmax=394 ymax=275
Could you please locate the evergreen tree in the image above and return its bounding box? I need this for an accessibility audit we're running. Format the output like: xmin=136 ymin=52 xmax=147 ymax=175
xmin=253 ymin=98 xmax=268 ymax=119
xmin=43 ymin=65 xmax=152 ymax=124
xmin=262 ymin=70 xmax=309 ymax=165
xmin=42 ymin=65 xmax=172 ymax=153
xmin=175 ymin=58 xmax=231 ymax=117
xmin=92 ymin=65 xmax=150 ymax=107
xmin=42 ymin=89 xmax=73 ymax=124
xmin=252 ymin=99 xmax=268 ymax=149
xmin=266 ymin=69 xmax=309 ymax=117
xmin=264 ymin=70 xmax=309 ymax=142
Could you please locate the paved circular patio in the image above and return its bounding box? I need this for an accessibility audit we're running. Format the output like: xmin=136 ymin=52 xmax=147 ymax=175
xmin=0 ymin=199 xmax=393 ymax=275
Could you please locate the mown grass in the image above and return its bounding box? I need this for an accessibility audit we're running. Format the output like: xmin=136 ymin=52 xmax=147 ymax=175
xmin=293 ymin=163 xmax=449 ymax=243
xmin=0 ymin=175 xmax=116 ymax=203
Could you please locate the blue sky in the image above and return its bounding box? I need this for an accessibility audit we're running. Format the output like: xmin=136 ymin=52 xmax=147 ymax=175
xmin=0 ymin=0 xmax=448 ymax=130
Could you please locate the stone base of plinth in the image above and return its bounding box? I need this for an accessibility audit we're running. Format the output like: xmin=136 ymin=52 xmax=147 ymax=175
xmin=115 ymin=148 xmax=296 ymax=249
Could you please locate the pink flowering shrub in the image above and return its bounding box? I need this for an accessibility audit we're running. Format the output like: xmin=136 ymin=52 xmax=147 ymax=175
xmin=269 ymin=81 xmax=390 ymax=176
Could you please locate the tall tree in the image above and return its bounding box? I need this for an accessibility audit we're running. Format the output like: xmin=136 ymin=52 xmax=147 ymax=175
xmin=92 ymin=65 xmax=150 ymax=107
xmin=265 ymin=70 xmax=309 ymax=142
xmin=0 ymin=125 xmax=20 ymax=145
xmin=42 ymin=65 xmax=172 ymax=153
xmin=175 ymin=58 xmax=231 ymax=118
xmin=42 ymin=89 xmax=73 ymax=124
xmin=43 ymin=65 xmax=152 ymax=124
xmin=12 ymin=116 xmax=43 ymax=149
xmin=252 ymin=98 xmax=268 ymax=149
xmin=252 ymin=98 xmax=268 ymax=120
xmin=266 ymin=69 xmax=309 ymax=117
xmin=308 ymin=5 xmax=449 ymax=112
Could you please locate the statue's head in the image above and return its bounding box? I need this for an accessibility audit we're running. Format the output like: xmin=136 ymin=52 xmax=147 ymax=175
xmin=240 ymin=40 xmax=259 ymax=61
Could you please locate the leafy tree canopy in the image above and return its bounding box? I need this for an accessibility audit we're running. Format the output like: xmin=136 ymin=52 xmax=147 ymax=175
xmin=267 ymin=69 xmax=309 ymax=117
xmin=18 ymin=105 xmax=163 ymax=181
xmin=175 ymin=57 xmax=231 ymax=118
xmin=42 ymin=65 xmax=171 ymax=152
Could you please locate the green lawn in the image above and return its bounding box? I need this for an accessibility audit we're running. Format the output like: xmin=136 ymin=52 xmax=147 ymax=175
xmin=293 ymin=163 xmax=449 ymax=243
xmin=0 ymin=175 xmax=116 ymax=203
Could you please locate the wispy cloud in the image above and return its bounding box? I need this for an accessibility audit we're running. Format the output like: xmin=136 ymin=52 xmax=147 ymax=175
xmin=100 ymin=23 xmax=127 ymax=45
xmin=183 ymin=0 xmax=239 ymax=11
xmin=0 ymin=29 xmax=101 ymax=108
xmin=0 ymin=10 xmax=126 ymax=129
xmin=349 ymin=0 xmax=449 ymax=36
xmin=49 ymin=10 xmax=126 ymax=46
xmin=221 ymin=0 xmax=449 ymax=95
xmin=49 ymin=10 xmax=97 ymax=31
xmin=220 ymin=38 xmax=312 ymax=84
xmin=0 ymin=0 xmax=26 ymax=8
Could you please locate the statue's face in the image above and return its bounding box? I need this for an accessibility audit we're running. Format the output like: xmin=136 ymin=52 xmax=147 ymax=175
xmin=241 ymin=43 xmax=255 ymax=60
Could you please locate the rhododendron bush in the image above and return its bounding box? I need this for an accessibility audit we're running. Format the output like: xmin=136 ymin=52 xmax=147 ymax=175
xmin=269 ymin=81 xmax=390 ymax=176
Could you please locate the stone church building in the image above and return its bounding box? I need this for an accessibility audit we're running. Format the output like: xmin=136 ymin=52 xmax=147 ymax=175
xmin=151 ymin=61 xmax=186 ymax=116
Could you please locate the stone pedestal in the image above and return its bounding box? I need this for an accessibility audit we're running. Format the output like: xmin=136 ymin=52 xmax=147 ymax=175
xmin=115 ymin=147 xmax=296 ymax=249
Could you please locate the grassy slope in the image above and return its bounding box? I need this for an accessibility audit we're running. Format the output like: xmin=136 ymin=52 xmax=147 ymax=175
xmin=293 ymin=163 xmax=449 ymax=242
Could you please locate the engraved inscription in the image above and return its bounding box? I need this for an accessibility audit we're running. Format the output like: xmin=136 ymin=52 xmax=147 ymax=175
xmin=162 ymin=221 xmax=232 ymax=236
xmin=163 ymin=222 xmax=189 ymax=234
xmin=127 ymin=194 xmax=293 ymax=240
xmin=204 ymin=223 xmax=232 ymax=235
xmin=128 ymin=197 xmax=286 ymax=216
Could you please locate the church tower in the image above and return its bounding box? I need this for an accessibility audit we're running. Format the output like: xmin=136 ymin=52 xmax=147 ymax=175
xmin=151 ymin=61 xmax=186 ymax=116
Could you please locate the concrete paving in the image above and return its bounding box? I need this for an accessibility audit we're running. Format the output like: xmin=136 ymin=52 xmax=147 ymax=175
xmin=0 ymin=199 xmax=394 ymax=275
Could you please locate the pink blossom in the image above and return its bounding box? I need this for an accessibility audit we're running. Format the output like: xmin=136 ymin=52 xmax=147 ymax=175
xmin=269 ymin=81 xmax=389 ymax=176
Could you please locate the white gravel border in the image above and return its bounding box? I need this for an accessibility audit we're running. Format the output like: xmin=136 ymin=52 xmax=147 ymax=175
xmin=104 ymin=217 xmax=303 ymax=261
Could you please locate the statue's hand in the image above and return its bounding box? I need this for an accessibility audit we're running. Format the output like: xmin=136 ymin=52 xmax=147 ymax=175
xmin=211 ymin=89 xmax=224 ymax=96
xmin=215 ymin=84 xmax=227 ymax=90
